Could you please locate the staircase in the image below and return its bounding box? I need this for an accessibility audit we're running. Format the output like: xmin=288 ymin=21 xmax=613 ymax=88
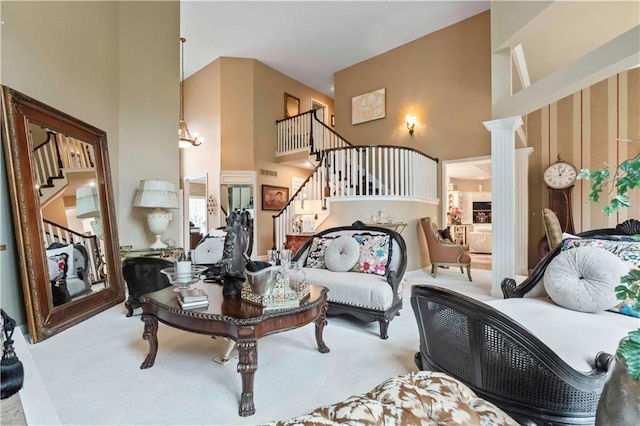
xmin=272 ymin=111 xmax=439 ymax=249
xmin=34 ymin=131 xmax=96 ymax=207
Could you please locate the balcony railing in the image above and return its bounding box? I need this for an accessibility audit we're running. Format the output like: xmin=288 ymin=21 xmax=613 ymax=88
xmin=272 ymin=145 xmax=438 ymax=249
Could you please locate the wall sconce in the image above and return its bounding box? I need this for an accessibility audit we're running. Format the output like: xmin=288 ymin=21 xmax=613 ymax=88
xmin=406 ymin=115 xmax=417 ymax=136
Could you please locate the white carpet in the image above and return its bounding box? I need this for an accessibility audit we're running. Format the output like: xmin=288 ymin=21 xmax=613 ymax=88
xmin=22 ymin=269 xmax=507 ymax=425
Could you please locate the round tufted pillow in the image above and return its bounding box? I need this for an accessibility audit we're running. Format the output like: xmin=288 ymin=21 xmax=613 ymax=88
xmin=544 ymin=246 xmax=630 ymax=312
xmin=324 ymin=235 xmax=361 ymax=272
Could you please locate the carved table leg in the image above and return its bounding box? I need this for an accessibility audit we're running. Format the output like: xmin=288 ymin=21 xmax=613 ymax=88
xmin=237 ymin=340 xmax=257 ymax=417
xmin=140 ymin=314 xmax=158 ymax=369
xmin=315 ymin=301 xmax=330 ymax=353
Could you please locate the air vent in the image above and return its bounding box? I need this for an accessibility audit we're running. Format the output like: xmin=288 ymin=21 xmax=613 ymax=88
xmin=260 ymin=169 xmax=278 ymax=177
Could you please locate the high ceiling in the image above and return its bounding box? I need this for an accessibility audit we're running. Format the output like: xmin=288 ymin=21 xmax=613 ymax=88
xmin=180 ymin=1 xmax=490 ymax=97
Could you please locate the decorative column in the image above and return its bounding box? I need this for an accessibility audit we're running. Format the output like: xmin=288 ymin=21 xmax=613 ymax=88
xmin=516 ymin=147 xmax=534 ymax=275
xmin=483 ymin=116 xmax=523 ymax=297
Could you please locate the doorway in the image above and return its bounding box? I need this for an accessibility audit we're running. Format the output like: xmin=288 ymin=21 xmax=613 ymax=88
xmin=311 ymin=98 xmax=328 ymax=124
xmin=442 ymin=156 xmax=492 ymax=269
xmin=183 ymin=174 xmax=208 ymax=250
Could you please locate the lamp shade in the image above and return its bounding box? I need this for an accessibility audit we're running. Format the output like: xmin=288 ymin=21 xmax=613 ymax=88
xmin=76 ymin=185 xmax=100 ymax=218
xmin=133 ymin=180 xmax=178 ymax=209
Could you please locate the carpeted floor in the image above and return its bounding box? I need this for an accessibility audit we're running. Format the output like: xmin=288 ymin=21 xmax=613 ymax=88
xmin=18 ymin=268 xmax=520 ymax=425
xmin=1 ymin=394 xmax=27 ymax=425
xmin=470 ymin=252 xmax=492 ymax=270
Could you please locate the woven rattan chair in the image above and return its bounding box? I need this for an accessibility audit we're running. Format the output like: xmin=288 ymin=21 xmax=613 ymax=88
xmin=411 ymin=219 xmax=640 ymax=425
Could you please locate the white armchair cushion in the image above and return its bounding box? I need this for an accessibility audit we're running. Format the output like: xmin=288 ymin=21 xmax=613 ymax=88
xmin=324 ymin=235 xmax=360 ymax=272
xmin=192 ymin=236 xmax=225 ymax=265
xmin=46 ymin=244 xmax=76 ymax=279
xmin=544 ymin=246 xmax=629 ymax=312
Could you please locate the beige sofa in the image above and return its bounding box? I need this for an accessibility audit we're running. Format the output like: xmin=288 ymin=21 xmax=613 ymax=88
xmin=292 ymin=221 xmax=407 ymax=339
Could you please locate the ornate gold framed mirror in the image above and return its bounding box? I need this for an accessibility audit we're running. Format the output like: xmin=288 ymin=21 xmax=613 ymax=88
xmin=1 ymin=86 xmax=124 ymax=343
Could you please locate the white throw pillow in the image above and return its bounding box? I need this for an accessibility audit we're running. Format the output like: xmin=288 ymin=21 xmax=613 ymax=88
xmin=324 ymin=235 xmax=361 ymax=272
xmin=544 ymin=246 xmax=629 ymax=313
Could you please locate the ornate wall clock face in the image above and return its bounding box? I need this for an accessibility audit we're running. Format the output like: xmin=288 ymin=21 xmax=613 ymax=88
xmin=543 ymin=161 xmax=577 ymax=189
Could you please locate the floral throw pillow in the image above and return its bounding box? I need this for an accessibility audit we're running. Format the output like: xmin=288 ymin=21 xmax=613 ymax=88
xmin=304 ymin=236 xmax=335 ymax=269
xmin=351 ymin=233 xmax=391 ymax=276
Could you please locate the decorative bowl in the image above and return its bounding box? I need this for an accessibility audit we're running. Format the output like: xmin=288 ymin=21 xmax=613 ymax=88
xmin=161 ymin=265 xmax=208 ymax=291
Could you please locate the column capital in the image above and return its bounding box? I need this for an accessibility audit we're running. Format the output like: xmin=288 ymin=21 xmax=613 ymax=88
xmin=516 ymin=147 xmax=534 ymax=157
xmin=483 ymin=116 xmax=523 ymax=133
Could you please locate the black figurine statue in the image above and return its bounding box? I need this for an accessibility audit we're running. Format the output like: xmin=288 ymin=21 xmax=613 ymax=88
xmin=221 ymin=209 xmax=251 ymax=296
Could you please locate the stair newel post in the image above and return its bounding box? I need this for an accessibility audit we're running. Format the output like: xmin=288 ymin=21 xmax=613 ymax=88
xmin=271 ymin=214 xmax=277 ymax=250
xmin=323 ymin=155 xmax=331 ymax=200
xmin=52 ymin=132 xmax=64 ymax=173
xmin=309 ymin=111 xmax=315 ymax=154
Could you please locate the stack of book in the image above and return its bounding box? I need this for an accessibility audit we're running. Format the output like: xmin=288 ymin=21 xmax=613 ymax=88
xmin=177 ymin=288 xmax=208 ymax=309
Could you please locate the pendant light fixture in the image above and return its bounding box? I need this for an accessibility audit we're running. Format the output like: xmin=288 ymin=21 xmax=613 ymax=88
xmin=178 ymin=37 xmax=203 ymax=148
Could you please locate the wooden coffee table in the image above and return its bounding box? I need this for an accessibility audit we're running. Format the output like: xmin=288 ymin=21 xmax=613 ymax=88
xmin=138 ymin=284 xmax=329 ymax=417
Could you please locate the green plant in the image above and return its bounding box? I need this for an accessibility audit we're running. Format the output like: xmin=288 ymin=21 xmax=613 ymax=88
xmin=577 ymin=137 xmax=640 ymax=379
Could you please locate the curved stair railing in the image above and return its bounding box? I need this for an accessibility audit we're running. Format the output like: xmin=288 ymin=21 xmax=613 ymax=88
xmin=34 ymin=131 xmax=96 ymax=205
xmin=272 ymin=144 xmax=438 ymax=249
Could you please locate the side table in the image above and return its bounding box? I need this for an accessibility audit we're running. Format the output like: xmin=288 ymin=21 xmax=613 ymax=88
xmin=285 ymin=233 xmax=315 ymax=256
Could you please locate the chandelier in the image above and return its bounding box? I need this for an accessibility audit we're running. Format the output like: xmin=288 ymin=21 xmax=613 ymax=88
xmin=178 ymin=37 xmax=203 ymax=148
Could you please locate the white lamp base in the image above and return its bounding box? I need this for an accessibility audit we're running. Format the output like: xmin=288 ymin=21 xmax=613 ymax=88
xmin=150 ymin=235 xmax=167 ymax=249
xmin=147 ymin=209 xmax=171 ymax=249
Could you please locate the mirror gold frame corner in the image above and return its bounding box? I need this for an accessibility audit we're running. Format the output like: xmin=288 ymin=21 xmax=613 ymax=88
xmin=1 ymin=85 xmax=125 ymax=343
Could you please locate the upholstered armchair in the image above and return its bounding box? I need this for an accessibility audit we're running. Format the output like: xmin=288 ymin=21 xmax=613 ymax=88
xmin=420 ymin=217 xmax=471 ymax=281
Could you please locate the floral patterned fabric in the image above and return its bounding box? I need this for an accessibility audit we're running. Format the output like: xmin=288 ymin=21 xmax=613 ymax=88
xmin=561 ymin=238 xmax=640 ymax=268
xmin=350 ymin=233 xmax=391 ymax=276
xmin=264 ymin=371 xmax=518 ymax=426
xmin=304 ymin=236 xmax=336 ymax=269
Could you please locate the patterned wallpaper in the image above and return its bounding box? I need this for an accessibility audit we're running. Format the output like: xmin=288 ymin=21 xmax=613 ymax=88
xmin=526 ymin=68 xmax=639 ymax=267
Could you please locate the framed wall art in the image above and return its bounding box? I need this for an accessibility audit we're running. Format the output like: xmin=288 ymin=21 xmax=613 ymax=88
xmin=284 ymin=93 xmax=300 ymax=118
xmin=261 ymin=185 xmax=289 ymax=211
xmin=352 ymin=88 xmax=386 ymax=125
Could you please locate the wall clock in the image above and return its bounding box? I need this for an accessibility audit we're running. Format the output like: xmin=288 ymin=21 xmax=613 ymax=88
xmin=538 ymin=156 xmax=577 ymax=258
xmin=543 ymin=158 xmax=577 ymax=189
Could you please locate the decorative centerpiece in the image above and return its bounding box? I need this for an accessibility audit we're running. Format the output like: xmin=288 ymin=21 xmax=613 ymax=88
xmin=242 ymin=258 xmax=309 ymax=309
xmin=160 ymin=265 xmax=208 ymax=292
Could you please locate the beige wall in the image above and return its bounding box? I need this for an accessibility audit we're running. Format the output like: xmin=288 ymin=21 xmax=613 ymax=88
xmin=319 ymin=200 xmax=438 ymax=271
xmin=252 ymin=60 xmax=335 ymax=254
xmin=183 ymin=57 xmax=335 ymax=255
xmin=118 ymin=2 xmax=180 ymax=249
xmin=526 ymin=68 xmax=639 ymax=267
xmin=334 ymin=12 xmax=491 ymax=164
xmin=1 ymin=1 xmax=179 ymax=324
xmin=182 ymin=59 xmax=221 ymax=228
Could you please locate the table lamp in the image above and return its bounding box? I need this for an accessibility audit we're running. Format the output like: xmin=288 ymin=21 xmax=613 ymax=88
xmin=76 ymin=185 xmax=103 ymax=239
xmin=133 ymin=180 xmax=179 ymax=249
xmin=294 ymin=199 xmax=323 ymax=233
